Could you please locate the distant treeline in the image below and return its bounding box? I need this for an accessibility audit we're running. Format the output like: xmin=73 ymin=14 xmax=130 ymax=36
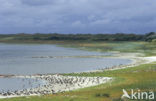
xmin=0 ymin=32 xmax=156 ymax=42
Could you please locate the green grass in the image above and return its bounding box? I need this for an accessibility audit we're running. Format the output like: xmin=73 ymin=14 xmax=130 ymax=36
xmin=58 ymin=41 xmax=156 ymax=56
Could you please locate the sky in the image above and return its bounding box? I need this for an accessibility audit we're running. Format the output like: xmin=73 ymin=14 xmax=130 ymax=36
xmin=0 ymin=0 xmax=156 ymax=34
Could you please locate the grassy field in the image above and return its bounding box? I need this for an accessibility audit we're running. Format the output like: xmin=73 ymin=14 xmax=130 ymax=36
xmin=59 ymin=41 xmax=156 ymax=56
xmin=0 ymin=41 xmax=156 ymax=101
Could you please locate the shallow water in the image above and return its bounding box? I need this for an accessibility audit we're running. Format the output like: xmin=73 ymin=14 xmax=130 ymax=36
xmin=0 ymin=43 xmax=131 ymax=75
xmin=0 ymin=43 xmax=132 ymax=93
xmin=0 ymin=77 xmax=45 ymax=93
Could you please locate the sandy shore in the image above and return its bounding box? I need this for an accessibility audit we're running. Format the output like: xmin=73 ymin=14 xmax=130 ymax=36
xmin=96 ymin=53 xmax=156 ymax=71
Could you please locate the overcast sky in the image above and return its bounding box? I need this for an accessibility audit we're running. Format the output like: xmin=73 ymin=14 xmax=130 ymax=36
xmin=0 ymin=0 xmax=156 ymax=34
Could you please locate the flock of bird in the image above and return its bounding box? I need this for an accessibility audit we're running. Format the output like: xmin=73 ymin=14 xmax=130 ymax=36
xmin=0 ymin=74 xmax=112 ymax=97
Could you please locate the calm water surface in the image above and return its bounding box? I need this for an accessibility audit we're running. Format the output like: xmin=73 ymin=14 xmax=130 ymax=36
xmin=0 ymin=43 xmax=132 ymax=75
xmin=0 ymin=77 xmax=45 ymax=93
